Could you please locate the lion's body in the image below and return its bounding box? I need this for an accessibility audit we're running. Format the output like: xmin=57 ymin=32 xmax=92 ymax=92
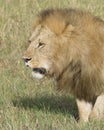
xmin=23 ymin=8 xmax=104 ymax=121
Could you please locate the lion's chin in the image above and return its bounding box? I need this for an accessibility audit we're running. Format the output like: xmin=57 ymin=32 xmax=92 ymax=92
xmin=32 ymin=71 xmax=45 ymax=79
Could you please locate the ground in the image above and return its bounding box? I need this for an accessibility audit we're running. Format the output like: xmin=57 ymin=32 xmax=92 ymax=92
xmin=0 ymin=0 xmax=104 ymax=130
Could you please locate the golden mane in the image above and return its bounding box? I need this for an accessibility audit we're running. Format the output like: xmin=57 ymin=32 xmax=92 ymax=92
xmin=33 ymin=8 xmax=104 ymax=35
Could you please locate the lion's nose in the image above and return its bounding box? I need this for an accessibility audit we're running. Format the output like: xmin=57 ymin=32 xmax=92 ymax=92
xmin=23 ymin=57 xmax=32 ymax=63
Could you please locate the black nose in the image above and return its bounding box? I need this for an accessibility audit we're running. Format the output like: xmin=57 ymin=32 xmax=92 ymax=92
xmin=23 ymin=57 xmax=32 ymax=63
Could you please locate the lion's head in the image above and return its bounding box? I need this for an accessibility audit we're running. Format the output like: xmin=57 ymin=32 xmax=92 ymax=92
xmin=23 ymin=9 xmax=75 ymax=79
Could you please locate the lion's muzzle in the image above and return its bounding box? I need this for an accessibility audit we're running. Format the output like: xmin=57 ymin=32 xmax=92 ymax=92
xmin=23 ymin=56 xmax=48 ymax=79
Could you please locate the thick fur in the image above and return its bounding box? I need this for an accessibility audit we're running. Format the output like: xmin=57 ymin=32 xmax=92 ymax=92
xmin=24 ymin=8 xmax=104 ymax=102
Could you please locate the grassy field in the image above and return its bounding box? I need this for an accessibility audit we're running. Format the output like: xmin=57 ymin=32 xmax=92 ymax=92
xmin=0 ymin=0 xmax=104 ymax=130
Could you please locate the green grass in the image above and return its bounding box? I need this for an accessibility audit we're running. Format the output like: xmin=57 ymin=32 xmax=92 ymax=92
xmin=0 ymin=0 xmax=104 ymax=130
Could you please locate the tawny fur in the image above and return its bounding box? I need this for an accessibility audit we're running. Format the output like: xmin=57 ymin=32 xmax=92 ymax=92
xmin=24 ymin=8 xmax=104 ymax=102
xmin=30 ymin=8 xmax=104 ymax=102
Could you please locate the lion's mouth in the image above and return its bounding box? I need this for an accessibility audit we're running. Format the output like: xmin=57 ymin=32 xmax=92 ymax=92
xmin=32 ymin=68 xmax=47 ymax=74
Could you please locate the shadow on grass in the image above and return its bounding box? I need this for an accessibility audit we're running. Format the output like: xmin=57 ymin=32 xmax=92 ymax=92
xmin=12 ymin=94 xmax=78 ymax=119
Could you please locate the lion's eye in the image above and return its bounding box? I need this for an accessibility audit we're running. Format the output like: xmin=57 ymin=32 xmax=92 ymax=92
xmin=38 ymin=42 xmax=45 ymax=48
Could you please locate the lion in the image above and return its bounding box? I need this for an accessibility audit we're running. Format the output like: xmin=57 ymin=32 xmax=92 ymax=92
xmin=23 ymin=8 xmax=104 ymax=122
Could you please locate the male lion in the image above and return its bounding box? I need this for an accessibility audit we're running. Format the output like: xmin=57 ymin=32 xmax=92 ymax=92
xmin=23 ymin=8 xmax=104 ymax=122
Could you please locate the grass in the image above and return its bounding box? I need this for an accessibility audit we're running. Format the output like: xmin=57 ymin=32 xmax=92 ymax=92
xmin=0 ymin=0 xmax=104 ymax=129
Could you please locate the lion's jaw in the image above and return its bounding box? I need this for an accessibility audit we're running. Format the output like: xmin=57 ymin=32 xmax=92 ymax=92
xmin=32 ymin=70 xmax=45 ymax=79
xmin=32 ymin=68 xmax=45 ymax=79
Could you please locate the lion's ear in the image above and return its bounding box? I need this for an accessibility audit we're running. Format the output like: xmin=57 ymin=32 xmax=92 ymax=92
xmin=44 ymin=17 xmax=67 ymax=35
xmin=48 ymin=23 xmax=74 ymax=35
xmin=53 ymin=21 xmax=67 ymax=35
xmin=46 ymin=22 xmax=74 ymax=35
xmin=65 ymin=24 xmax=75 ymax=33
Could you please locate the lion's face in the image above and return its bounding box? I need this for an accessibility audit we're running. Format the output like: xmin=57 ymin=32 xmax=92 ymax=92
xmin=23 ymin=25 xmax=64 ymax=79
